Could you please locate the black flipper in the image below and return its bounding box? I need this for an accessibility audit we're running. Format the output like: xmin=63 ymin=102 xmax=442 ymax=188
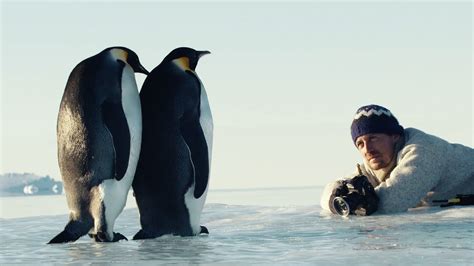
xmin=181 ymin=120 xmax=209 ymax=199
xmin=48 ymin=220 xmax=90 ymax=244
xmin=102 ymin=100 xmax=131 ymax=181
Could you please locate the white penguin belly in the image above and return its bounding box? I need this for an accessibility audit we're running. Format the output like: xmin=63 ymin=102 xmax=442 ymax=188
xmin=99 ymin=65 xmax=142 ymax=237
xmin=184 ymin=80 xmax=213 ymax=234
xmin=199 ymin=82 xmax=214 ymax=158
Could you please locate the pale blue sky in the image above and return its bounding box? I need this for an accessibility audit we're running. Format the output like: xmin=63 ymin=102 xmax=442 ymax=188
xmin=1 ymin=1 xmax=472 ymax=189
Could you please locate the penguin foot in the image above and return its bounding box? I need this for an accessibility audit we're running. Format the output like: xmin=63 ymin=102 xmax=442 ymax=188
xmin=48 ymin=220 xmax=90 ymax=244
xmin=133 ymin=229 xmax=153 ymax=240
xmin=199 ymin=226 xmax=209 ymax=235
xmin=113 ymin=232 xmax=128 ymax=242
xmin=48 ymin=230 xmax=79 ymax=244
xmin=93 ymin=232 xmax=108 ymax=242
xmin=93 ymin=232 xmax=128 ymax=242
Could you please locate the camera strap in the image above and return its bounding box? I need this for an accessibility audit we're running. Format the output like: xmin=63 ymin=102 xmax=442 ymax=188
xmin=432 ymin=194 xmax=474 ymax=207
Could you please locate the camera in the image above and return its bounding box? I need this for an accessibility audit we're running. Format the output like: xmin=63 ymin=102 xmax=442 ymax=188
xmin=329 ymin=175 xmax=379 ymax=216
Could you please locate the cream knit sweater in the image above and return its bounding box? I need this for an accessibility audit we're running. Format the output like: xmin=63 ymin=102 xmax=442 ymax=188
xmin=321 ymin=128 xmax=474 ymax=214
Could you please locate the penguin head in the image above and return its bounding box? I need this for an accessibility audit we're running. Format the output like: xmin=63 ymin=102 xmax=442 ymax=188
xmin=107 ymin=46 xmax=149 ymax=75
xmin=163 ymin=47 xmax=210 ymax=71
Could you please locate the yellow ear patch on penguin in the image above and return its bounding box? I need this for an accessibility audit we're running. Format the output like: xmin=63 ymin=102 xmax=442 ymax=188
xmin=172 ymin=57 xmax=191 ymax=71
xmin=110 ymin=48 xmax=129 ymax=62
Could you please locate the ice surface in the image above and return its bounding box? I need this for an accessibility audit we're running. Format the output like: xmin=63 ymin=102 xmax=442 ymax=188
xmin=1 ymin=187 xmax=473 ymax=264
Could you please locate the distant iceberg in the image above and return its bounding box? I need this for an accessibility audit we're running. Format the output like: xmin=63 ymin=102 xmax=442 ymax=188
xmin=0 ymin=173 xmax=63 ymax=196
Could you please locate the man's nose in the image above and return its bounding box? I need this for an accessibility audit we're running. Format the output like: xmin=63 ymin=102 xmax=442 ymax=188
xmin=364 ymin=142 xmax=375 ymax=154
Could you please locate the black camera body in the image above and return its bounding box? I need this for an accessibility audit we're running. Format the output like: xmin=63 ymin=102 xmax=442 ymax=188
xmin=329 ymin=175 xmax=379 ymax=216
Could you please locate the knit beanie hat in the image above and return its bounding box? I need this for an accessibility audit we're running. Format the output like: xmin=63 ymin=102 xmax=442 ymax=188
xmin=351 ymin=104 xmax=404 ymax=144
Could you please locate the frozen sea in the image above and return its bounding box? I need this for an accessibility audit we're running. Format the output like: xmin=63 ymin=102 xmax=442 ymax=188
xmin=1 ymin=187 xmax=473 ymax=265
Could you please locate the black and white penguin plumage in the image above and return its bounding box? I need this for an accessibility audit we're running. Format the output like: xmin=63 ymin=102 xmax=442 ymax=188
xmin=132 ymin=47 xmax=213 ymax=239
xmin=48 ymin=47 xmax=148 ymax=244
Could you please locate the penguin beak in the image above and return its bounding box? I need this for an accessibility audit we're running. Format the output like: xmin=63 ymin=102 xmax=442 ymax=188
xmin=198 ymin=51 xmax=211 ymax=58
xmin=135 ymin=64 xmax=150 ymax=75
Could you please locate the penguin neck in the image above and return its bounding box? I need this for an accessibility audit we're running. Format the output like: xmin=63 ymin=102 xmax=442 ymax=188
xmin=172 ymin=57 xmax=194 ymax=73
xmin=109 ymin=48 xmax=128 ymax=64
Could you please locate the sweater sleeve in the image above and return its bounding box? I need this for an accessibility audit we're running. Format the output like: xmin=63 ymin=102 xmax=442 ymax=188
xmin=375 ymin=142 xmax=446 ymax=213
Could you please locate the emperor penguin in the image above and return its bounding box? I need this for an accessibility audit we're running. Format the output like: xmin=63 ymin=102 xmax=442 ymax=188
xmin=132 ymin=47 xmax=213 ymax=239
xmin=48 ymin=47 xmax=149 ymax=244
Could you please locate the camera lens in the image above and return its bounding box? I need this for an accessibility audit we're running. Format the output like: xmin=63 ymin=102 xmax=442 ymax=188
xmin=332 ymin=197 xmax=350 ymax=216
